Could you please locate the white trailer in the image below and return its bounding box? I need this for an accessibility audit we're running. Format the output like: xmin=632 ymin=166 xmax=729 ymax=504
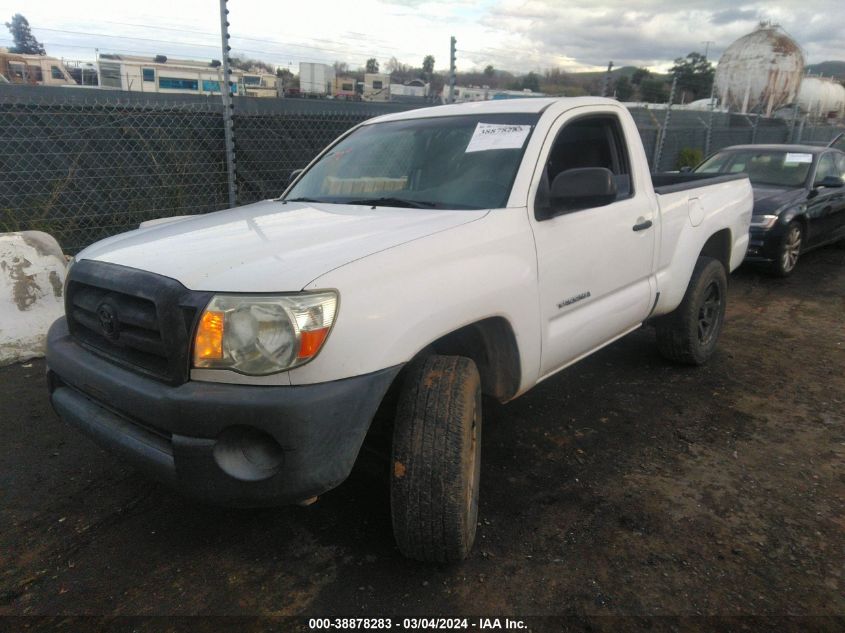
xmin=299 ymin=62 xmax=335 ymax=96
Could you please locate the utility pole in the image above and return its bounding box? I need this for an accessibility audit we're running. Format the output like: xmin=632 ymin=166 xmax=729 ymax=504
xmin=449 ymin=36 xmax=457 ymax=103
xmin=219 ymin=0 xmax=238 ymax=208
xmin=601 ymin=60 xmax=613 ymax=97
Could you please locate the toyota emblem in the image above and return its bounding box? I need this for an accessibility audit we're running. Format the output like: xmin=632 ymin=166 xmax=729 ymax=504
xmin=96 ymin=303 xmax=120 ymax=339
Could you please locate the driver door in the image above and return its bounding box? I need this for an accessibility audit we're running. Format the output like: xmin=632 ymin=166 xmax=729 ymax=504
xmin=530 ymin=108 xmax=657 ymax=378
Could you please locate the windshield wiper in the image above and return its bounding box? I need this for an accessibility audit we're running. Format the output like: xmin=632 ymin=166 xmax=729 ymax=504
xmin=343 ymin=197 xmax=438 ymax=209
xmin=283 ymin=196 xmax=325 ymax=203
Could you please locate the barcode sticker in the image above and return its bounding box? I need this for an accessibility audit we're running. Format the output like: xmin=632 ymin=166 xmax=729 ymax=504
xmin=784 ymin=152 xmax=813 ymax=164
xmin=465 ymin=123 xmax=531 ymax=153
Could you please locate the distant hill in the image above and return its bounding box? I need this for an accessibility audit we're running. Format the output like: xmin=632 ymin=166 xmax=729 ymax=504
xmin=805 ymin=61 xmax=845 ymax=80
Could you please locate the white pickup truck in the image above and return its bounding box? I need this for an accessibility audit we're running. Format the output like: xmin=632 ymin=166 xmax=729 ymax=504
xmin=47 ymin=97 xmax=752 ymax=563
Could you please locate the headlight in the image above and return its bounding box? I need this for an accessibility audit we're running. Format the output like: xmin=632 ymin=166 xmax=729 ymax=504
xmin=750 ymin=214 xmax=779 ymax=229
xmin=192 ymin=291 xmax=338 ymax=375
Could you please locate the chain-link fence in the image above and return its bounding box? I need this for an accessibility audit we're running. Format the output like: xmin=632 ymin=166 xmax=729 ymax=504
xmin=2 ymin=84 xmax=842 ymax=253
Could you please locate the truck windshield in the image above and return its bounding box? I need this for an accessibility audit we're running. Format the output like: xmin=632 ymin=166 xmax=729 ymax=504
xmin=695 ymin=149 xmax=814 ymax=188
xmin=284 ymin=113 xmax=540 ymax=210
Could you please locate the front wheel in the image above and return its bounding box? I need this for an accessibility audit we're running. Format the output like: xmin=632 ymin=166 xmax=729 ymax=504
xmin=770 ymin=221 xmax=803 ymax=277
xmin=390 ymin=355 xmax=481 ymax=563
xmin=656 ymin=256 xmax=728 ymax=365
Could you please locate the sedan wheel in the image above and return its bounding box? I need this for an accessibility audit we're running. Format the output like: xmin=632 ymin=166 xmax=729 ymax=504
xmin=772 ymin=222 xmax=802 ymax=277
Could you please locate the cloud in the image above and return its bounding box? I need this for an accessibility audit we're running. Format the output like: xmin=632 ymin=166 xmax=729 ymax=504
xmin=710 ymin=8 xmax=760 ymax=25
xmin=8 ymin=0 xmax=844 ymax=76
xmin=470 ymin=0 xmax=843 ymax=72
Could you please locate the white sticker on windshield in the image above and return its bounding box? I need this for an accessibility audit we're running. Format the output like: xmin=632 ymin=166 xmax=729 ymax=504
xmin=465 ymin=123 xmax=531 ymax=153
xmin=784 ymin=152 xmax=813 ymax=164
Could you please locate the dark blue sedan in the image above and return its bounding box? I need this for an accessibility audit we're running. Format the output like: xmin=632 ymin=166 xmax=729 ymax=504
xmin=694 ymin=143 xmax=845 ymax=276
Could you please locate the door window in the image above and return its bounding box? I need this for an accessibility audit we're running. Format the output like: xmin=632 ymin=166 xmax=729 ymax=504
xmin=537 ymin=115 xmax=633 ymax=216
xmin=814 ymin=153 xmax=837 ymax=184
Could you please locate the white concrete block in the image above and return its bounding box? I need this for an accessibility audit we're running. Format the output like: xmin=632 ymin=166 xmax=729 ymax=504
xmin=1 ymin=231 xmax=67 ymax=366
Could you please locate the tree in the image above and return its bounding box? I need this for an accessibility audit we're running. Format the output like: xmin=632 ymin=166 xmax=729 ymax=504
xmin=520 ymin=72 xmax=540 ymax=92
xmin=333 ymin=61 xmax=349 ymax=75
xmin=614 ymin=76 xmax=633 ymax=101
xmin=422 ymin=55 xmax=435 ymax=77
xmin=669 ymin=52 xmax=714 ymax=101
xmin=631 ymin=67 xmax=651 ymax=86
xmin=5 ymin=13 xmax=45 ymax=54
xmin=484 ymin=65 xmax=495 ymax=78
xmin=365 ymin=58 xmax=379 ymax=73
xmin=640 ymin=77 xmax=669 ymax=103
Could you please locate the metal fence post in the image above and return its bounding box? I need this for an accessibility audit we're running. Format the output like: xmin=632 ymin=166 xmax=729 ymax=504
xmin=652 ymin=75 xmax=677 ymax=172
xmin=704 ymin=82 xmax=716 ymax=157
xmin=796 ymin=115 xmax=806 ymax=144
xmin=750 ymin=114 xmax=759 ymax=145
xmin=788 ymin=104 xmax=799 ymax=143
xmin=219 ymin=0 xmax=238 ymax=208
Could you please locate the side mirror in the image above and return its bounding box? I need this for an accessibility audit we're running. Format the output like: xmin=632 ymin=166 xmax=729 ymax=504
xmin=816 ymin=175 xmax=845 ymax=188
xmin=548 ymin=167 xmax=618 ymax=214
xmin=679 ymin=165 xmax=692 ymax=173
xmin=289 ymin=168 xmax=303 ymax=184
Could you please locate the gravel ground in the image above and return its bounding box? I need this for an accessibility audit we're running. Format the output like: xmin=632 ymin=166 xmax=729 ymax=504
xmin=1 ymin=247 xmax=843 ymax=632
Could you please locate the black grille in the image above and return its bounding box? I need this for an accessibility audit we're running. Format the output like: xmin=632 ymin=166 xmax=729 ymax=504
xmin=65 ymin=260 xmax=212 ymax=385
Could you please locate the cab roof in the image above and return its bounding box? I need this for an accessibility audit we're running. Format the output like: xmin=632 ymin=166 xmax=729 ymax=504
xmin=364 ymin=96 xmax=621 ymax=124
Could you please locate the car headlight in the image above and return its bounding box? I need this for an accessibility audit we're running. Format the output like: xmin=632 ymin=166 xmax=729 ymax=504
xmin=750 ymin=214 xmax=779 ymax=229
xmin=192 ymin=291 xmax=338 ymax=375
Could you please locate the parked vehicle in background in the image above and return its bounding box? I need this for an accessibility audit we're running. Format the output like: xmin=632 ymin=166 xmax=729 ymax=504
xmin=47 ymin=97 xmax=752 ymax=563
xmin=695 ymin=144 xmax=845 ymax=276
xmin=0 ymin=50 xmax=76 ymax=86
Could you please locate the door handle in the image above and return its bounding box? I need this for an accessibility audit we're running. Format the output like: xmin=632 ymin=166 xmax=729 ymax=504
xmin=632 ymin=219 xmax=653 ymax=232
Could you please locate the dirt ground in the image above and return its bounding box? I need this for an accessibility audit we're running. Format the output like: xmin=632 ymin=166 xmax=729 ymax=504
xmin=1 ymin=247 xmax=843 ymax=631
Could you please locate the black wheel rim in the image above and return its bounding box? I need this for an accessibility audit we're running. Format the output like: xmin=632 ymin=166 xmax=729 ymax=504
xmin=697 ymin=281 xmax=721 ymax=345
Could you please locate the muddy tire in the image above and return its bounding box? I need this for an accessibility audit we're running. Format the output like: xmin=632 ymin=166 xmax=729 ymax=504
xmin=390 ymin=355 xmax=482 ymax=563
xmin=770 ymin=221 xmax=803 ymax=277
xmin=656 ymin=256 xmax=727 ymax=366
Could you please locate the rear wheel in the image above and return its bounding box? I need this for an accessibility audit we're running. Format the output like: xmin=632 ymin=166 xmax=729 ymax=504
xmin=656 ymin=256 xmax=727 ymax=365
xmin=390 ymin=355 xmax=481 ymax=563
xmin=770 ymin=221 xmax=802 ymax=277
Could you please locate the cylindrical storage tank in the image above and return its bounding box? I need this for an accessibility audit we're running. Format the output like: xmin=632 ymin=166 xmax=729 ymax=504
xmin=797 ymin=77 xmax=845 ymax=118
xmin=714 ymin=25 xmax=805 ymax=116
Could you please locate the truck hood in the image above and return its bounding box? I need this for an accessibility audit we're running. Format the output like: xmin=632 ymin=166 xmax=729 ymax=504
xmin=77 ymin=200 xmax=489 ymax=291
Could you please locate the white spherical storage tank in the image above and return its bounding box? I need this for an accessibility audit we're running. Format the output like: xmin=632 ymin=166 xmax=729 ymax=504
xmin=797 ymin=77 xmax=845 ymax=118
xmin=714 ymin=24 xmax=805 ymax=116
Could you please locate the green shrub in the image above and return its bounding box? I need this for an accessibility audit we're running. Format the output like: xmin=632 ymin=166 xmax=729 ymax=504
xmin=676 ymin=147 xmax=704 ymax=170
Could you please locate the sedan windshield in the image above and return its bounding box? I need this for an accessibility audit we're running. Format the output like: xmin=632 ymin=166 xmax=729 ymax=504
xmin=284 ymin=113 xmax=540 ymax=210
xmin=695 ymin=149 xmax=814 ymax=187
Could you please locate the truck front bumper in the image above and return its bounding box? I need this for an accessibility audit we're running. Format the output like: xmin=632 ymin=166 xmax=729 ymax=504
xmin=46 ymin=318 xmax=401 ymax=507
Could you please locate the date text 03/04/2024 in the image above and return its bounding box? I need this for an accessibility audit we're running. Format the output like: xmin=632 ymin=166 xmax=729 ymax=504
xmin=307 ymin=618 xmax=528 ymax=630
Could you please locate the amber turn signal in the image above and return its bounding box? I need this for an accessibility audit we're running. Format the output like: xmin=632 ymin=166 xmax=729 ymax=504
xmin=194 ymin=310 xmax=224 ymax=361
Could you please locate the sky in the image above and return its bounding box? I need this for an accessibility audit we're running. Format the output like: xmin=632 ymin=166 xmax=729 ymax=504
xmin=1 ymin=0 xmax=841 ymax=74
